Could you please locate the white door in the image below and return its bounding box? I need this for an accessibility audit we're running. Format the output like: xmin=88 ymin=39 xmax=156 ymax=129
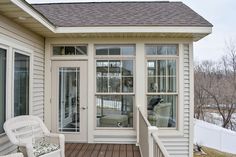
xmin=51 ymin=61 xmax=87 ymax=142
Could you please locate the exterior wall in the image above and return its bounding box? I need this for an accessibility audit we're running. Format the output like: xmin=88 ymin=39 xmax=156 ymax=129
xmin=159 ymin=43 xmax=193 ymax=157
xmin=0 ymin=14 xmax=45 ymax=155
xmin=45 ymin=37 xmax=193 ymax=156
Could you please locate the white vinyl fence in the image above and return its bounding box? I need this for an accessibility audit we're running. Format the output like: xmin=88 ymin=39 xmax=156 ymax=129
xmin=194 ymin=119 xmax=236 ymax=154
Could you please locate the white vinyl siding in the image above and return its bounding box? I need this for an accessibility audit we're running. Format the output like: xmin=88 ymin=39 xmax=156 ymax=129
xmin=0 ymin=14 xmax=45 ymax=155
xmin=159 ymin=44 xmax=191 ymax=157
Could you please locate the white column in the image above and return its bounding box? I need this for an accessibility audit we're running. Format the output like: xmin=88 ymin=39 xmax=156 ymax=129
xmin=87 ymin=42 xmax=95 ymax=143
xmin=136 ymin=42 xmax=145 ymax=144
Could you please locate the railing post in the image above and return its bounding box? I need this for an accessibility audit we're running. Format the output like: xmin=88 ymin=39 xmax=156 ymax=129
xmin=148 ymin=126 xmax=158 ymax=157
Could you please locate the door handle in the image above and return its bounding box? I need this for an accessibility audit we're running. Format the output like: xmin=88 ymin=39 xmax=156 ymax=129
xmin=80 ymin=107 xmax=87 ymax=110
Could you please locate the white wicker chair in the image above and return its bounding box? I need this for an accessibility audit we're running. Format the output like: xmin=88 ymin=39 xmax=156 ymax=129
xmin=0 ymin=153 xmax=23 ymax=157
xmin=4 ymin=115 xmax=65 ymax=157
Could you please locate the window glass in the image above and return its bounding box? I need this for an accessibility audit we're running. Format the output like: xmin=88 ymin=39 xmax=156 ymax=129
xmin=76 ymin=46 xmax=87 ymax=55
xmin=96 ymin=47 xmax=108 ymax=55
xmin=59 ymin=67 xmax=80 ymax=132
xmin=147 ymin=95 xmax=176 ymax=127
xmin=96 ymin=45 xmax=135 ymax=56
xmin=122 ymin=60 xmax=133 ymax=76
xmin=96 ymin=95 xmax=134 ymax=127
xmin=96 ymin=60 xmax=134 ymax=93
xmin=122 ymin=77 xmax=133 ymax=92
xmin=146 ymin=45 xmax=178 ymax=128
xmin=109 ymin=47 xmax=121 ymax=55
xmin=146 ymin=45 xmax=177 ymax=55
xmin=121 ymin=46 xmax=135 ymax=55
xmin=0 ymin=48 xmax=6 ymax=134
xmin=95 ymin=45 xmax=135 ymax=128
xmin=65 ymin=46 xmax=75 ymax=55
xmin=53 ymin=45 xmax=87 ymax=55
xmin=14 ymin=53 xmax=30 ymax=116
xmin=146 ymin=46 xmax=157 ymax=55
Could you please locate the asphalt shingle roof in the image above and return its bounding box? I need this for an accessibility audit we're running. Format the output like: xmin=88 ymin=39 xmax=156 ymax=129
xmin=32 ymin=1 xmax=213 ymax=27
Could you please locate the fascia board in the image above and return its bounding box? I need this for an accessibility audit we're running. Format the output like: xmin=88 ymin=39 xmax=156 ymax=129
xmin=55 ymin=26 xmax=212 ymax=34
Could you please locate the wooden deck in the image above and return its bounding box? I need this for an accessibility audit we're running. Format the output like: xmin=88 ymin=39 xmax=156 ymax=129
xmin=65 ymin=143 xmax=141 ymax=157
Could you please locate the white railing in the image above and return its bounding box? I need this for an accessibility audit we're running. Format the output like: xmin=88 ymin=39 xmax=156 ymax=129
xmin=139 ymin=108 xmax=170 ymax=157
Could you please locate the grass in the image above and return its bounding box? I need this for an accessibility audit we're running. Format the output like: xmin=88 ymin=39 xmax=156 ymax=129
xmin=194 ymin=147 xmax=236 ymax=157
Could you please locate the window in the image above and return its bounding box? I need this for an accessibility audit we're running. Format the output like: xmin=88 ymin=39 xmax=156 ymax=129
xmin=14 ymin=53 xmax=30 ymax=116
xmin=0 ymin=48 xmax=6 ymax=134
xmin=146 ymin=44 xmax=178 ymax=128
xmin=53 ymin=45 xmax=87 ymax=55
xmin=95 ymin=45 xmax=135 ymax=128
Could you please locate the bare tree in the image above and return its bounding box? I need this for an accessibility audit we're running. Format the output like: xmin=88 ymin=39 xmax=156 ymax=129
xmin=194 ymin=40 xmax=236 ymax=130
xmin=194 ymin=61 xmax=213 ymax=120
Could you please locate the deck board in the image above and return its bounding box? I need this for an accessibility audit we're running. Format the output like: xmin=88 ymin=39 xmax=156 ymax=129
xmin=70 ymin=143 xmax=83 ymax=157
xmin=98 ymin=144 xmax=108 ymax=157
xmin=133 ymin=145 xmax=141 ymax=157
xmin=91 ymin=144 xmax=102 ymax=157
xmin=112 ymin=144 xmax=120 ymax=157
xmin=65 ymin=143 xmax=140 ymax=157
xmin=126 ymin=144 xmax=134 ymax=157
xmin=105 ymin=144 xmax=113 ymax=157
xmin=119 ymin=144 xmax=126 ymax=157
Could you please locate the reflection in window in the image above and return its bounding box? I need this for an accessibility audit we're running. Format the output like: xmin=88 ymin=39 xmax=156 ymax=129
xmin=95 ymin=45 xmax=135 ymax=128
xmin=59 ymin=68 xmax=80 ymax=132
xmin=147 ymin=96 xmax=176 ymax=127
xmin=96 ymin=45 xmax=135 ymax=56
xmin=146 ymin=44 xmax=178 ymax=128
xmin=96 ymin=95 xmax=133 ymax=127
xmin=53 ymin=45 xmax=87 ymax=55
xmin=14 ymin=53 xmax=30 ymax=116
xmin=0 ymin=48 xmax=6 ymax=134
xmin=147 ymin=60 xmax=177 ymax=93
xmin=146 ymin=45 xmax=177 ymax=55
xmin=96 ymin=60 xmax=134 ymax=93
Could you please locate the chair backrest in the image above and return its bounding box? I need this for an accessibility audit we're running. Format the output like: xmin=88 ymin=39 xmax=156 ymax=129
xmin=4 ymin=115 xmax=50 ymax=145
xmin=153 ymin=103 xmax=172 ymax=127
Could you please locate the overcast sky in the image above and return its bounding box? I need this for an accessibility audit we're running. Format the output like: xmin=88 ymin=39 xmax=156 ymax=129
xmin=26 ymin=0 xmax=236 ymax=61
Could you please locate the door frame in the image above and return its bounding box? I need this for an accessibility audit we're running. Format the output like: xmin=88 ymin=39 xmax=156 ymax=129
xmin=51 ymin=60 xmax=88 ymax=142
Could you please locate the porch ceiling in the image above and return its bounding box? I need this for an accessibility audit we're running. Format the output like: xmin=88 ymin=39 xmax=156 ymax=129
xmin=0 ymin=0 xmax=211 ymax=41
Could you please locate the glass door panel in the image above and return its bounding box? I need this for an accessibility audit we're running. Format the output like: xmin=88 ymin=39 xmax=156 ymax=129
xmin=59 ymin=67 xmax=80 ymax=132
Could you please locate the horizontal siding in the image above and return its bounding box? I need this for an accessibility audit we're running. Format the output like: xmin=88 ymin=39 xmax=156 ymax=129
xmin=0 ymin=14 xmax=45 ymax=155
xmin=159 ymin=44 xmax=191 ymax=157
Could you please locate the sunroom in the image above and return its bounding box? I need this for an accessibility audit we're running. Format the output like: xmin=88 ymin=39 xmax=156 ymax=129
xmin=0 ymin=0 xmax=212 ymax=157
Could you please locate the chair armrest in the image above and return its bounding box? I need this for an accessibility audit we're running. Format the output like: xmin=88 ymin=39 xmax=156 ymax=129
xmin=45 ymin=133 xmax=65 ymax=143
xmin=45 ymin=133 xmax=65 ymax=157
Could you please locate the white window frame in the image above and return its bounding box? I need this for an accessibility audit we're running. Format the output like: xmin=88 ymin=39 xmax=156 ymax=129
xmin=0 ymin=44 xmax=8 ymax=136
xmin=12 ymin=49 xmax=33 ymax=117
xmin=0 ymin=44 xmax=33 ymax=135
xmin=94 ymin=44 xmax=136 ymax=130
xmin=145 ymin=44 xmax=181 ymax=132
xmin=51 ymin=44 xmax=88 ymax=60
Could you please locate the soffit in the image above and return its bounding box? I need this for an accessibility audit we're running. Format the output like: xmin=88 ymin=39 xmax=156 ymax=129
xmin=0 ymin=0 xmax=55 ymax=37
